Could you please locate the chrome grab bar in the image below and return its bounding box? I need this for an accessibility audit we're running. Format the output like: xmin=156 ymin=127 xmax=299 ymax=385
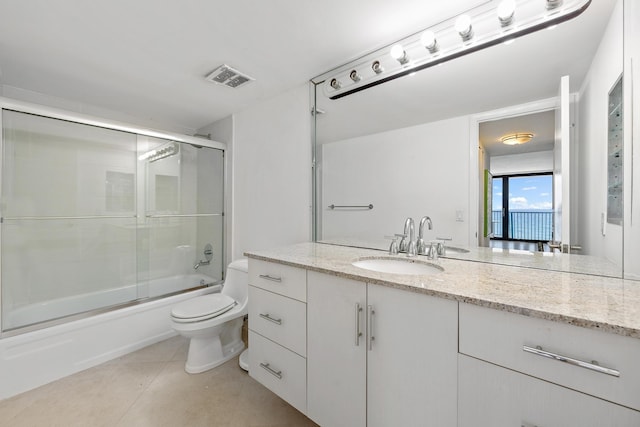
xmin=258 ymin=274 xmax=282 ymax=283
xmin=328 ymin=204 xmax=373 ymax=210
xmin=259 ymin=313 xmax=282 ymax=325
xmin=259 ymin=362 xmax=283 ymax=380
xmin=354 ymin=303 xmax=363 ymax=346
xmin=523 ymin=345 xmax=620 ymax=377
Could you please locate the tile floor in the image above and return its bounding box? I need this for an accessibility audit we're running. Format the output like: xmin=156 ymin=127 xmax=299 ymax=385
xmin=0 ymin=336 xmax=318 ymax=427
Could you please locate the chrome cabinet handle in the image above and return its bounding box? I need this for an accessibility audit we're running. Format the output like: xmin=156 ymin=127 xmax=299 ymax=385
xmin=259 ymin=362 xmax=282 ymax=380
xmin=367 ymin=305 xmax=375 ymax=351
xmin=259 ymin=274 xmax=282 ymax=283
xmin=523 ymin=345 xmax=620 ymax=377
xmin=259 ymin=313 xmax=282 ymax=325
xmin=354 ymin=303 xmax=363 ymax=346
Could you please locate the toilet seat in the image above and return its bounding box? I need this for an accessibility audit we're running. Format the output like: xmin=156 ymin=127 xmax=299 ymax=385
xmin=171 ymin=294 xmax=237 ymax=323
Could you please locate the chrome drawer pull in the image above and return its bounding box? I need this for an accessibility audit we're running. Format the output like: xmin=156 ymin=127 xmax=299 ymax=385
xmin=259 ymin=313 xmax=283 ymax=325
xmin=259 ymin=274 xmax=282 ymax=283
xmin=367 ymin=305 xmax=375 ymax=351
xmin=523 ymin=345 xmax=620 ymax=377
xmin=355 ymin=303 xmax=363 ymax=346
xmin=259 ymin=362 xmax=282 ymax=380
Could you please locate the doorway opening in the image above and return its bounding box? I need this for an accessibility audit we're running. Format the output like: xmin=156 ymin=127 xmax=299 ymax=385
xmin=478 ymin=108 xmax=557 ymax=252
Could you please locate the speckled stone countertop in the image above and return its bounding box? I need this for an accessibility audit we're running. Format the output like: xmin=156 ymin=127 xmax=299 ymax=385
xmin=245 ymin=242 xmax=640 ymax=339
xmin=318 ymin=237 xmax=623 ymax=278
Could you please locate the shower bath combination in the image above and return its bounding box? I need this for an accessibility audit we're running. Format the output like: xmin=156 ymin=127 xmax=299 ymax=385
xmin=0 ymin=106 xmax=226 ymax=335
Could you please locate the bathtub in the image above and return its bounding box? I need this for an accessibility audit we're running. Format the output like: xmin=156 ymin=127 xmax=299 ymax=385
xmin=4 ymin=274 xmax=221 ymax=331
xmin=0 ymin=274 xmax=221 ymax=400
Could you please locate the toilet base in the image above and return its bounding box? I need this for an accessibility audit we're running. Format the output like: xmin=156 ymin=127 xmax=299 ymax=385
xmin=185 ymin=336 xmax=245 ymax=374
xmin=239 ymin=348 xmax=249 ymax=372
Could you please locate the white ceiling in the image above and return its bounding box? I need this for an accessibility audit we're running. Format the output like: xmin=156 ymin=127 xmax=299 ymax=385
xmin=0 ymin=0 xmax=503 ymax=134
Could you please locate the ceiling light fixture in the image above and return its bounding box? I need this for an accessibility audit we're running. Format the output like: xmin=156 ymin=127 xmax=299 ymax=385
xmin=315 ymin=0 xmax=591 ymax=100
xmin=501 ymin=133 xmax=534 ymax=145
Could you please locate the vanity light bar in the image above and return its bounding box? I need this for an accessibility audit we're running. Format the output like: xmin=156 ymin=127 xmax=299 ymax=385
xmin=316 ymin=0 xmax=591 ymax=100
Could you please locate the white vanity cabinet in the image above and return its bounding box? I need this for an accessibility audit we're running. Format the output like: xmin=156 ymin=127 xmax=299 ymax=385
xmin=458 ymin=303 xmax=640 ymax=426
xmin=247 ymin=259 xmax=307 ymax=414
xmin=306 ymin=271 xmax=458 ymax=427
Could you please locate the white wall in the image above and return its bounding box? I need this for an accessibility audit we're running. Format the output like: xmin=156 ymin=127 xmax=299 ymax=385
xmin=231 ymin=84 xmax=311 ymax=260
xmin=576 ymin=0 xmax=623 ymax=265
xmin=322 ymin=116 xmax=471 ymax=248
xmin=490 ymin=151 xmax=553 ymax=176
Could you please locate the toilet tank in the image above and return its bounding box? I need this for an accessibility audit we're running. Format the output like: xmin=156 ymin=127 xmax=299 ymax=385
xmin=222 ymin=258 xmax=248 ymax=304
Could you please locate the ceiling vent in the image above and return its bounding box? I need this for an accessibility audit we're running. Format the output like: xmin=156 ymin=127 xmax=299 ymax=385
xmin=205 ymin=64 xmax=255 ymax=88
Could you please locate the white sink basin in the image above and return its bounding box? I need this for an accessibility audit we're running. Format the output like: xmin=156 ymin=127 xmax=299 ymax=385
xmin=352 ymin=257 xmax=443 ymax=275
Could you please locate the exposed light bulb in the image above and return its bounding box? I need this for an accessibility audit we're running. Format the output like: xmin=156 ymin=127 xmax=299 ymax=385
xmin=546 ymin=0 xmax=563 ymax=10
xmin=371 ymin=60 xmax=384 ymax=74
xmin=390 ymin=44 xmax=409 ymax=64
xmin=420 ymin=30 xmax=439 ymax=54
xmin=455 ymin=15 xmax=474 ymax=41
xmin=497 ymin=0 xmax=516 ymax=26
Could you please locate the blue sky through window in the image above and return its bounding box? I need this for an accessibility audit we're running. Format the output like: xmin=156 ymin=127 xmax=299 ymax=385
xmin=493 ymin=175 xmax=553 ymax=212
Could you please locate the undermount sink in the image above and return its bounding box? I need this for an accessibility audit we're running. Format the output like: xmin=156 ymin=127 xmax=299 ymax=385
xmin=352 ymin=257 xmax=444 ymax=275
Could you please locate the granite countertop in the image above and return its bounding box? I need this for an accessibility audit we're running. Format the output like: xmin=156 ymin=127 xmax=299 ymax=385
xmin=245 ymin=242 xmax=640 ymax=339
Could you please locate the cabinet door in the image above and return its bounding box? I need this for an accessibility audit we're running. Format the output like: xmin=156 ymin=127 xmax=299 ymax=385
xmin=458 ymin=354 xmax=640 ymax=427
xmin=307 ymin=271 xmax=366 ymax=427
xmin=367 ymin=285 xmax=458 ymax=427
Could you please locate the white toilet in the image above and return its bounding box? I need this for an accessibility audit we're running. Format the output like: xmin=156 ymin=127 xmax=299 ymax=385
xmin=170 ymin=258 xmax=248 ymax=374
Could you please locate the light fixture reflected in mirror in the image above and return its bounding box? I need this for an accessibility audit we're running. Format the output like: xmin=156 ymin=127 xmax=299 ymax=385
xmin=501 ymin=133 xmax=534 ymax=145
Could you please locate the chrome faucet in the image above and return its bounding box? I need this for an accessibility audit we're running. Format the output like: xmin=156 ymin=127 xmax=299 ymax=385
xmin=416 ymin=216 xmax=433 ymax=255
xmin=398 ymin=217 xmax=416 ymax=257
xmin=194 ymin=243 xmax=213 ymax=270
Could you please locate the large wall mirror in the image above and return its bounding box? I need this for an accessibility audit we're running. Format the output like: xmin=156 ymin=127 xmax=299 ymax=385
xmin=312 ymin=0 xmax=639 ymax=279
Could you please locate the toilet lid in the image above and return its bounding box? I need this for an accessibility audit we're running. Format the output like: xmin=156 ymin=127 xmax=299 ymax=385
xmin=171 ymin=294 xmax=237 ymax=321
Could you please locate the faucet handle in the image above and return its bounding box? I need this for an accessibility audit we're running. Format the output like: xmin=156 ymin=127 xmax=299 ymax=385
xmin=389 ymin=238 xmax=399 ymax=255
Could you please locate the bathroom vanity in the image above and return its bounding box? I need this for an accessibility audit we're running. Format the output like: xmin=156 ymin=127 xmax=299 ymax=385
xmin=245 ymin=243 xmax=640 ymax=427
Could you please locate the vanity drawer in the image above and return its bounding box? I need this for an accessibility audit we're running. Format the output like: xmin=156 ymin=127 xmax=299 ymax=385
xmin=459 ymin=303 xmax=640 ymax=411
xmin=459 ymin=354 xmax=640 ymax=427
xmin=249 ymin=330 xmax=306 ymax=415
xmin=249 ymin=259 xmax=307 ymax=302
xmin=249 ymin=286 xmax=306 ymax=357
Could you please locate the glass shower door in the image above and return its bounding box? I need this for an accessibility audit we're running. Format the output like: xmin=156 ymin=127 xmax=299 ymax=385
xmin=1 ymin=110 xmax=138 ymax=331
xmin=138 ymin=137 xmax=224 ymax=298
